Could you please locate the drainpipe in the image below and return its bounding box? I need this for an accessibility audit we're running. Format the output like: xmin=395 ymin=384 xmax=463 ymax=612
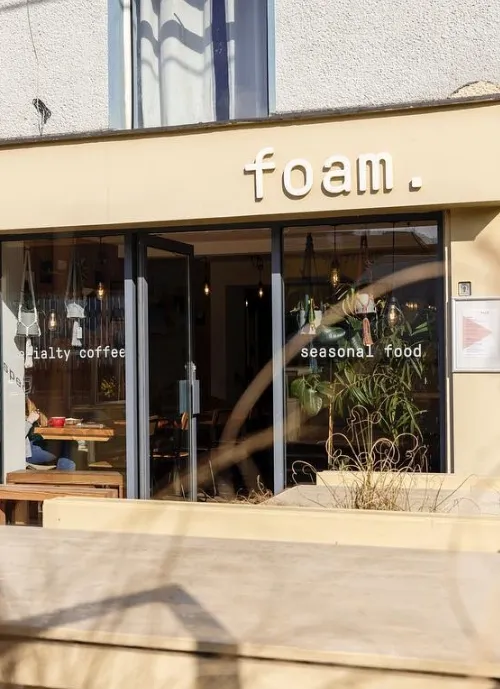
xmin=122 ymin=0 xmax=133 ymax=129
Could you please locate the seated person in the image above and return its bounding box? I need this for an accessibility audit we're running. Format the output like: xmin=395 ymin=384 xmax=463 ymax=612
xmin=25 ymin=405 xmax=76 ymax=471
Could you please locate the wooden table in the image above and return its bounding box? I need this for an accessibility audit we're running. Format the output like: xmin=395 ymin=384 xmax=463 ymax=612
xmin=7 ymin=469 xmax=125 ymax=499
xmin=33 ymin=426 xmax=114 ymax=441
xmin=34 ymin=426 xmax=115 ymax=465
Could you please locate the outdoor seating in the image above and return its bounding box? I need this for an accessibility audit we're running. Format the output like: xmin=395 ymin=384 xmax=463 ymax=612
xmin=6 ymin=469 xmax=125 ymax=499
xmin=0 ymin=484 xmax=118 ymax=526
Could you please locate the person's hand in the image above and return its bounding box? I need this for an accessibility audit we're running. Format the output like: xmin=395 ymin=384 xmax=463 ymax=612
xmin=27 ymin=410 xmax=40 ymax=424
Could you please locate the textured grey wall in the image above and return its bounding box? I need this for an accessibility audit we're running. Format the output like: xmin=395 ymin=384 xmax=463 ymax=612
xmin=275 ymin=0 xmax=500 ymax=113
xmin=2 ymin=0 xmax=500 ymax=139
xmin=0 ymin=0 xmax=109 ymax=139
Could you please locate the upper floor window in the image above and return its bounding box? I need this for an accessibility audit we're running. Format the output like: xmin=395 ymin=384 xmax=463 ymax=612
xmin=134 ymin=0 xmax=268 ymax=128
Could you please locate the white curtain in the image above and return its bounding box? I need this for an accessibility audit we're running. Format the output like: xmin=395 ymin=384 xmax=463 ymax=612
xmin=135 ymin=0 xmax=268 ymax=127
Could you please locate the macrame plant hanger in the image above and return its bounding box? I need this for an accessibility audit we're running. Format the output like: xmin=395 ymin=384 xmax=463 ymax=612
xmin=357 ymin=230 xmax=374 ymax=346
xmin=65 ymin=240 xmax=86 ymax=348
xmin=301 ymin=233 xmax=319 ymax=334
xmin=17 ymin=247 xmax=41 ymax=369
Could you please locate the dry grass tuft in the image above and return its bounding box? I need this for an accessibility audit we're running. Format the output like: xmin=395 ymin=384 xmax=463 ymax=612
xmin=199 ymin=477 xmax=273 ymax=505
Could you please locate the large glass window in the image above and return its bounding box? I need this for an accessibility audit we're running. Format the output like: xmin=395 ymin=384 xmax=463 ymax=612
xmin=134 ymin=0 xmax=268 ymax=127
xmin=284 ymin=222 xmax=442 ymax=484
xmin=1 ymin=237 xmax=127 ymax=487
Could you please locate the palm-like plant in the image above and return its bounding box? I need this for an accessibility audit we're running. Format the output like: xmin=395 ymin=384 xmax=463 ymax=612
xmin=290 ymin=296 xmax=435 ymax=444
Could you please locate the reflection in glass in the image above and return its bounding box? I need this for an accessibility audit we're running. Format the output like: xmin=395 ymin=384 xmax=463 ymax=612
xmin=1 ymin=237 xmax=127 ymax=494
xmin=158 ymin=229 xmax=273 ymax=498
xmin=284 ymin=222 xmax=442 ymax=484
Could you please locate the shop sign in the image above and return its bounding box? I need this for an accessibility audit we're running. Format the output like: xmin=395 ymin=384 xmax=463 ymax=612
xmin=3 ymin=362 xmax=23 ymax=389
xmin=15 ymin=346 xmax=126 ymax=364
xmin=244 ymin=147 xmax=423 ymax=201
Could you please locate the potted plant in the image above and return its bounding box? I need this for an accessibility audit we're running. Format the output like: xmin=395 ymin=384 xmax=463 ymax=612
xmin=290 ymin=294 xmax=435 ymax=466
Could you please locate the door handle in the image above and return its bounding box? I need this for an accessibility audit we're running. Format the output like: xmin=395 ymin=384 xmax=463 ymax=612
xmin=178 ymin=364 xmax=200 ymax=416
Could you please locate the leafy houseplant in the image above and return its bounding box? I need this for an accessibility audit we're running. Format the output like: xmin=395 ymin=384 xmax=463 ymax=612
xmin=290 ymin=293 xmax=436 ymax=449
xmin=100 ymin=375 xmax=118 ymax=400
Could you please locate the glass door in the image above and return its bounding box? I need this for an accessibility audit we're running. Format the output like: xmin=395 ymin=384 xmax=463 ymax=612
xmin=137 ymin=236 xmax=197 ymax=500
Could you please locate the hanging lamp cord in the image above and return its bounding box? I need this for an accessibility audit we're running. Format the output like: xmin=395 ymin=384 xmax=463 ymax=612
xmin=392 ymin=228 xmax=396 ymax=293
xmin=302 ymin=233 xmax=318 ymax=287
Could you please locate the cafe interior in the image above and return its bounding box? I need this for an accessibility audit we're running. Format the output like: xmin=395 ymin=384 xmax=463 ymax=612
xmin=0 ymin=220 xmax=442 ymax=499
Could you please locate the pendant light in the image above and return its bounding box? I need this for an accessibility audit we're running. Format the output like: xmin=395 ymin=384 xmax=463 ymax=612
xmin=301 ymin=233 xmax=317 ymax=286
xmin=203 ymin=258 xmax=211 ymax=296
xmin=386 ymin=295 xmax=402 ymax=327
xmin=256 ymin=257 xmax=264 ymax=298
xmin=384 ymin=227 xmax=403 ymax=328
xmin=96 ymin=237 xmax=106 ymax=301
xmin=329 ymin=226 xmax=340 ymax=288
xmin=48 ymin=306 xmax=57 ymax=332
xmin=96 ymin=281 xmax=105 ymax=301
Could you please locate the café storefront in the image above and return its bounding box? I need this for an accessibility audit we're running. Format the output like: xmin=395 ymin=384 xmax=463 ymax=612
xmin=2 ymin=97 xmax=500 ymax=499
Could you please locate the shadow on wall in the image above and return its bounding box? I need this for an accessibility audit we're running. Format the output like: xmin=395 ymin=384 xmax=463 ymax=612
xmin=449 ymin=81 xmax=500 ymax=98
xmin=450 ymin=208 xmax=500 ymax=243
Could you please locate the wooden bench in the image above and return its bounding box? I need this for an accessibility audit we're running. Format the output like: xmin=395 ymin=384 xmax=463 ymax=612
xmin=88 ymin=460 xmax=127 ymax=471
xmin=0 ymin=484 xmax=118 ymax=526
xmin=6 ymin=469 xmax=125 ymax=499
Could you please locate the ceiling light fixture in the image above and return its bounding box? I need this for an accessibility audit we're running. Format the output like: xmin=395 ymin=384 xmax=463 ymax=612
xmin=96 ymin=237 xmax=106 ymax=301
xmin=203 ymin=258 xmax=211 ymax=296
xmin=384 ymin=227 xmax=403 ymax=328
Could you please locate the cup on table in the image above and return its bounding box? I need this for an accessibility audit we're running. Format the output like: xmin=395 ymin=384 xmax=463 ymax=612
xmin=48 ymin=417 xmax=65 ymax=428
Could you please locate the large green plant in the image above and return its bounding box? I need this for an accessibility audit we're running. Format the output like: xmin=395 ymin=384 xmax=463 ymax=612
xmin=290 ymin=299 xmax=435 ymax=441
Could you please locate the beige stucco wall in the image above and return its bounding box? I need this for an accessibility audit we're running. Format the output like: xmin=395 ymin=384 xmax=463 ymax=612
xmin=1 ymin=100 xmax=500 ymax=232
xmin=449 ymin=208 xmax=500 ymax=476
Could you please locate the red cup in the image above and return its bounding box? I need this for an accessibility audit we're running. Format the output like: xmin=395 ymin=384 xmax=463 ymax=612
xmin=48 ymin=417 xmax=65 ymax=428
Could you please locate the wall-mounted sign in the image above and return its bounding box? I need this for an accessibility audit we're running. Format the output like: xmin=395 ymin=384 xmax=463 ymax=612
xmin=458 ymin=281 xmax=472 ymax=297
xmin=243 ymin=147 xmax=423 ymax=201
xmin=452 ymin=297 xmax=500 ymax=372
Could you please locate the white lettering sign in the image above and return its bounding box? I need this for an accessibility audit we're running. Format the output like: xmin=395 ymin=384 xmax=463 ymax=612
xmin=19 ymin=346 xmax=126 ymax=363
xmin=244 ymin=147 xmax=418 ymax=201
xmin=357 ymin=153 xmax=393 ymax=193
xmin=243 ymin=147 xmax=276 ymax=200
xmin=322 ymin=155 xmax=351 ymax=195
xmin=282 ymin=158 xmax=314 ymax=198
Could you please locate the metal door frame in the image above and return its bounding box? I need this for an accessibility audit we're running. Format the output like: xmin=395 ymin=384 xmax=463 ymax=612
xmin=135 ymin=234 xmax=197 ymax=500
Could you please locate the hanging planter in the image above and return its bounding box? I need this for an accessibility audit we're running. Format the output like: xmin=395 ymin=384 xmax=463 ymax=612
xmin=353 ymin=232 xmax=376 ymax=346
xmin=16 ymin=248 xmax=41 ymax=370
xmin=290 ymin=233 xmax=325 ymax=334
xmin=65 ymin=247 xmax=87 ymax=348
xmin=328 ymin=225 xmax=350 ymax=299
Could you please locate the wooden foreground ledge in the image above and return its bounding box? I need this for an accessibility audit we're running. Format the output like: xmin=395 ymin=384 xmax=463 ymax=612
xmin=0 ymin=527 xmax=499 ymax=689
xmin=43 ymin=496 xmax=500 ymax=552
xmin=0 ymin=638 xmax=497 ymax=689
